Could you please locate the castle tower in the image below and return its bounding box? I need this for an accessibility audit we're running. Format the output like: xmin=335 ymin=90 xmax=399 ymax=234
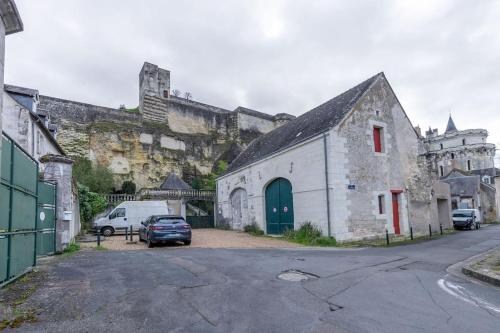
xmin=139 ymin=62 xmax=170 ymax=122
xmin=424 ymin=116 xmax=496 ymax=177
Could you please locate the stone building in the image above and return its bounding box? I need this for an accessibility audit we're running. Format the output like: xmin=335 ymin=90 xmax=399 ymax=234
xmin=37 ymin=62 xmax=295 ymax=190
xmin=423 ymin=116 xmax=497 ymax=221
xmin=216 ymin=73 xmax=451 ymax=241
xmin=0 ymin=0 xmax=23 ymax=180
xmin=2 ymin=84 xmax=64 ymax=162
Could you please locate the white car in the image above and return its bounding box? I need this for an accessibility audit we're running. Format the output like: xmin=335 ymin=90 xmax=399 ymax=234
xmin=452 ymin=209 xmax=481 ymax=230
xmin=93 ymin=201 xmax=171 ymax=236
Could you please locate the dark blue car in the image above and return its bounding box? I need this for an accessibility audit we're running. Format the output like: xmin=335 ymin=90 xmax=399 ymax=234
xmin=139 ymin=215 xmax=192 ymax=248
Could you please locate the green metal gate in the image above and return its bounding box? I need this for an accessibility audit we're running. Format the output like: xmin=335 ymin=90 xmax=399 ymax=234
xmin=186 ymin=215 xmax=214 ymax=229
xmin=265 ymin=178 xmax=294 ymax=234
xmin=0 ymin=133 xmax=56 ymax=287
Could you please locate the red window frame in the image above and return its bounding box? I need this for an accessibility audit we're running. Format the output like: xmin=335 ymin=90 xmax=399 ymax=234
xmin=373 ymin=127 xmax=382 ymax=153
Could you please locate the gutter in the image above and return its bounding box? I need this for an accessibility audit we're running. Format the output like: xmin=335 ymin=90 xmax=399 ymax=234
xmin=323 ymin=133 xmax=332 ymax=237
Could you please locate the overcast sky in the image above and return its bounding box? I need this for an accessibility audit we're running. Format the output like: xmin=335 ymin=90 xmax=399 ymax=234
xmin=6 ymin=0 xmax=500 ymax=159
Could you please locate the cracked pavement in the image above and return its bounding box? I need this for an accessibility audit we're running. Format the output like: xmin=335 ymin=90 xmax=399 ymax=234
xmin=12 ymin=225 xmax=500 ymax=332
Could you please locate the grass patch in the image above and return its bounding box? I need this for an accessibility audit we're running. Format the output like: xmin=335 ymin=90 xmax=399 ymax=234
xmin=62 ymin=243 xmax=80 ymax=256
xmin=284 ymin=222 xmax=337 ymax=247
xmin=243 ymin=222 xmax=264 ymax=236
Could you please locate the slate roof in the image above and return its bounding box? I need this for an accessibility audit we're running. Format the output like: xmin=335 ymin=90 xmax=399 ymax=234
xmin=445 ymin=115 xmax=457 ymax=133
xmin=159 ymin=173 xmax=192 ymax=190
xmin=4 ymin=84 xmax=38 ymax=97
xmin=225 ymin=72 xmax=383 ymax=174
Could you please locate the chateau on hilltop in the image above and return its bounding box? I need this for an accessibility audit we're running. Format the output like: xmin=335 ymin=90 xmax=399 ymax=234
xmin=37 ymin=62 xmax=295 ymax=189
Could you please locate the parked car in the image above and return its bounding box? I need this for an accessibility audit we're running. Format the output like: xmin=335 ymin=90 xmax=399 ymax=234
xmin=93 ymin=201 xmax=171 ymax=237
xmin=452 ymin=209 xmax=481 ymax=230
xmin=139 ymin=215 xmax=192 ymax=248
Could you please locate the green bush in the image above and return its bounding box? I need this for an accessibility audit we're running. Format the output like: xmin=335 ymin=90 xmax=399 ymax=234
xmin=190 ymin=161 xmax=228 ymax=190
xmin=243 ymin=222 xmax=264 ymax=236
xmin=284 ymin=222 xmax=336 ymax=247
xmin=73 ymin=157 xmax=115 ymax=194
xmin=121 ymin=181 xmax=136 ymax=194
xmin=78 ymin=183 xmax=108 ymax=230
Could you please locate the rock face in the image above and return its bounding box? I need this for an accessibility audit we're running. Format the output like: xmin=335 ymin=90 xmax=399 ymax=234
xmin=37 ymin=63 xmax=295 ymax=190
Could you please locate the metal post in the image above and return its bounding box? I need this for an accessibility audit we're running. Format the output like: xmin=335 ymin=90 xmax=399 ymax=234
xmin=386 ymin=229 xmax=389 ymax=245
xmin=410 ymin=227 xmax=413 ymax=240
xmin=34 ymin=162 xmax=39 ymax=266
xmin=429 ymin=224 xmax=432 ymax=238
xmin=125 ymin=227 xmax=128 ymax=240
xmin=97 ymin=228 xmax=101 ymax=247
xmin=6 ymin=138 xmax=14 ymax=280
xmin=130 ymin=225 xmax=133 ymax=242
xmin=440 ymin=224 xmax=443 ymax=235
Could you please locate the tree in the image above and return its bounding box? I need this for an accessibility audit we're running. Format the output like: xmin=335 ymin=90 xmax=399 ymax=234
xmin=184 ymin=92 xmax=193 ymax=100
xmin=72 ymin=157 xmax=115 ymax=194
xmin=121 ymin=180 xmax=136 ymax=194
xmin=78 ymin=184 xmax=108 ymax=230
xmin=172 ymin=89 xmax=181 ymax=97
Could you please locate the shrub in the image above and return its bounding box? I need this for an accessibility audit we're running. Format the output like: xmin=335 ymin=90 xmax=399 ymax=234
xmin=78 ymin=184 xmax=108 ymax=230
xmin=121 ymin=181 xmax=136 ymax=194
xmin=244 ymin=222 xmax=264 ymax=236
xmin=285 ymin=222 xmax=336 ymax=247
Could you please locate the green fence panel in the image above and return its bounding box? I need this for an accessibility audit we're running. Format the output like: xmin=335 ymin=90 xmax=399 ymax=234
xmin=12 ymin=145 xmax=37 ymax=193
xmin=186 ymin=215 xmax=214 ymax=229
xmin=11 ymin=191 xmax=36 ymax=231
xmin=0 ymin=236 xmax=8 ymax=283
xmin=36 ymin=231 xmax=55 ymax=256
xmin=0 ymin=183 xmax=9 ymax=232
xmin=37 ymin=206 xmax=55 ymax=230
xmin=38 ymin=182 xmax=55 ymax=205
xmin=1 ymin=137 xmax=12 ymax=183
xmin=9 ymin=233 xmax=35 ymax=279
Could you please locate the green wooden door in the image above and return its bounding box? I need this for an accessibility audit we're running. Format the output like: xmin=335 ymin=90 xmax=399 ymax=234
xmin=265 ymin=178 xmax=294 ymax=234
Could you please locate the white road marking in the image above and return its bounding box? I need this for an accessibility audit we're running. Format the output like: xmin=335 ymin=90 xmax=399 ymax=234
xmin=438 ymin=276 xmax=500 ymax=314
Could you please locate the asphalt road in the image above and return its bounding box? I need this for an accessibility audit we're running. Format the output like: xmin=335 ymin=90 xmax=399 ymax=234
xmin=17 ymin=225 xmax=500 ymax=332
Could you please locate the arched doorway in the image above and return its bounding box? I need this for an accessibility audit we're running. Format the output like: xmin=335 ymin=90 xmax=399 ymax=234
xmin=230 ymin=188 xmax=248 ymax=230
xmin=265 ymin=178 xmax=294 ymax=234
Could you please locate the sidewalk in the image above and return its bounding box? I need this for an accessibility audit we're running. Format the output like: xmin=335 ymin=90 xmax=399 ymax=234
xmin=462 ymin=247 xmax=500 ymax=287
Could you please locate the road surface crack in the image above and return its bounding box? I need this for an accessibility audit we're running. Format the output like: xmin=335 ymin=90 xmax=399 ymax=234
xmin=415 ymin=273 xmax=453 ymax=324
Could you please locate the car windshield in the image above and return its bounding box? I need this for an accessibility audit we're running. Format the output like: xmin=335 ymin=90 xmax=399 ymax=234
xmin=453 ymin=211 xmax=473 ymax=217
xmin=156 ymin=218 xmax=185 ymax=224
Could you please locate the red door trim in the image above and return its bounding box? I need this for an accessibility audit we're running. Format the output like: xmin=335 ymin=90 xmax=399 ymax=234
xmin=392 ymin=193 xmax=401 ymax=235
xmin=390 ymin=189 xmax=404 ymax=194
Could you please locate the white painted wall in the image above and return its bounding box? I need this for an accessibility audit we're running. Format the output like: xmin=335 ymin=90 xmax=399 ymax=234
xmin=217 ymin=135 xmax=330 ymax=235
xmin=237 ymin=112 xmax=275 ymax=133
xmin=2 ymin=91 xmax=61 ymax=162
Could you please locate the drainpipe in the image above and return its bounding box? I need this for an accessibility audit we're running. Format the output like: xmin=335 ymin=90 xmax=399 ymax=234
xmin=323 ymin=133 xmax=332 ymax=237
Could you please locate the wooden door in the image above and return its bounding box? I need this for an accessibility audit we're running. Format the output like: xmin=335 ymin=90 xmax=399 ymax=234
xmin=392 ymin=193 xmax=400 ymax=235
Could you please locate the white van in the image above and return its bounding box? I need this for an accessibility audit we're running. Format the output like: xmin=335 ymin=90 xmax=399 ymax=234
xmin=93 ymin=201 xmax=171 ymax=236
xmin=452 ymin=209 xmax=482 ymax=230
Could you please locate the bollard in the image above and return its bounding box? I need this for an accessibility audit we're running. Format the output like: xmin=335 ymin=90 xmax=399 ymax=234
xmin=440 ymin=224 xmax=443 ymax=235
xmin=130 ymin=225 xmax=133 ymax=242
xmin=125 ymin=227 xmax=128 ymax=240
xmin=97 ymin=228 xmax=101 ymax=247
xmin=410 ymin=227 xmax=413 ymax=240
xmin=386 ymin=229 xmax=389 ymax=245
xmin=429 ymin=224 xmax=432 ymax=238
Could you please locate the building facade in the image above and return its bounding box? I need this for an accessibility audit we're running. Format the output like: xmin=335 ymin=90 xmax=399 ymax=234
xmin=0 ymin=0 xmax=23 ymax=180
xmin=423 ymin=117 xmax=497 ymax=221
xmin=216 ymin=73 xmax=451 ymax=242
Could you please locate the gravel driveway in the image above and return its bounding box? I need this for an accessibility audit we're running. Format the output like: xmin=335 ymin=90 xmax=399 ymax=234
xmin=80 ymin=229 xmax=301 ymax=250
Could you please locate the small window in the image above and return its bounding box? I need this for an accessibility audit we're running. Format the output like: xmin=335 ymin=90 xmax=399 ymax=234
xmin=440 ymin=166 xmax=444 ymax=177
xmin=440 ymin=143 xmax=443 ymax=150
xmin=462 ymin=138 xmax=466 ymax=145
xmin=375 ymin=110 xmax=380 ymax=116
xmin=373 ymin=127 xmax=383 ymax=153
xmin=451 ymin=153 xmax=455 ymax=159
xmin=467 ymin=160 xmax=471 ymax=171
xmin=378 ymin=195 xmax=385 ymax=214
xmin=163 ymin=90 xmax=169 ymax=98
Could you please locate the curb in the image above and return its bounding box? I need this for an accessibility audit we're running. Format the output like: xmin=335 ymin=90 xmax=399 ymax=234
xmin=461 ymin=247 xmax=500 ymax=287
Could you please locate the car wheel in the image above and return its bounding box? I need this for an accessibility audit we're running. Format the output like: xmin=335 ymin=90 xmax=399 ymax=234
xmin=101 ymin=227 xmax=114 ymax=237
xmin=184 ymin=240 xmax=191 ymax=246
xmin=147 ymin=237 xmax=154 ymax=248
